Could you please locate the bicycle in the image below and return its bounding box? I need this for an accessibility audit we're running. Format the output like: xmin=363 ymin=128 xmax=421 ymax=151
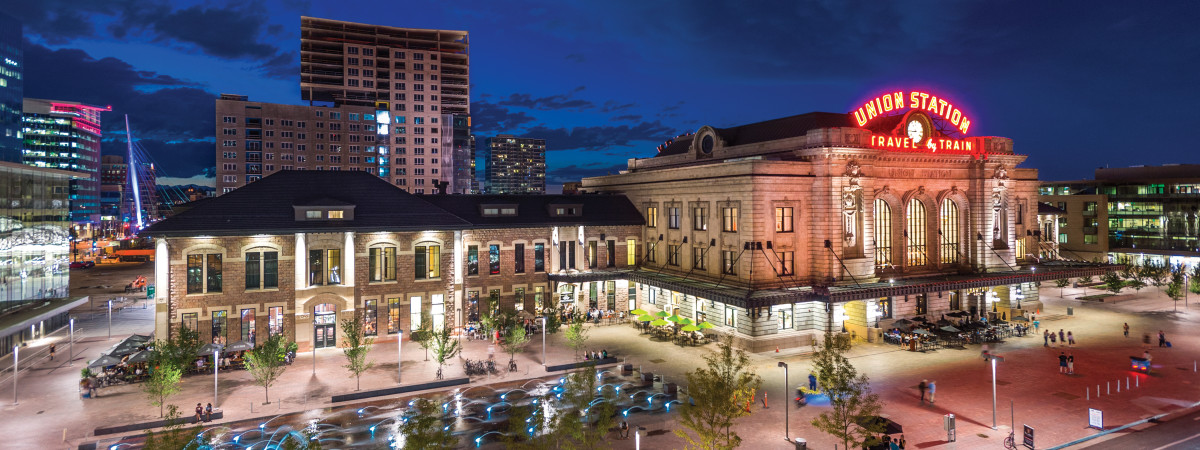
xmin=1002 ymin=430 xmax=1017 ymax=449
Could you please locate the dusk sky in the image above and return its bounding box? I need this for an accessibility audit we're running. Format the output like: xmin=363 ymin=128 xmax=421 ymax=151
xmin=10 ymin=1 xmax=1200 ymax=188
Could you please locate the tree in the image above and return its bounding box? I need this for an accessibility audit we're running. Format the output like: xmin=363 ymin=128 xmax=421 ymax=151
xmin=142 ymin=405 xmax=208 ymax=450
xmin=399 ymin=397 xmax=457 ymax=449
xmin=1146 ymin=263 xmax=1168 ymax=291
xmin=143 ymin=359 xmax=183 ymax=417
xmin=547 ymin=365 xmax=616 ymax=450
xmin=1054 ymin=278 xmax=1070 ymax=298
xmin=564 ymin=318 xmax=589 ymax=360
xmin=410 ymin=311 xmax=434 ymax=361
xmin=1167 ymin=265 xmax=1186 ymax=311
xmin=674 ymin=335 xmax=762 ymax=449
xmin=430 ymin=324 xmax=461 ymax=380
xmin=340 ymin=316 xmax=375 ymax=391
xmin=1127 ymin=278 xmax=1146 ymax=293
xmin=543 ymin=307 xmax=565 ymax=334
xmin=244 ymin=332 xmax=290 ymax=404
xmin=1190 ymin=265 xmax=1200 ymax=295
xmin=810 ymin=332 xmax=885 ymax=450
xmin=157 ymin=325 xmax=202 ymax=371
xmin=503 ymin=325 xmax=530 ymax=370
xmin=1102 ymin=271 xmax=1125 ymax=295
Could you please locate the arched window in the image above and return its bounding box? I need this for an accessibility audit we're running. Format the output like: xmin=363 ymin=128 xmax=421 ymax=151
xmin=940 ymin=199 xmax=959 ymax=264
xmin=906 ymin=199 xmax=927 ymax=266
xmin=874 ymin=199 xmax=892 ymax=269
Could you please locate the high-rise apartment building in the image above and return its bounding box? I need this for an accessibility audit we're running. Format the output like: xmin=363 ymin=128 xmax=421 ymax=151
xmin=100 ymin=154 xmax=158 ymax=238
xmin=484 ymin=134 xmax=546 ymax=194
xmin=0 ymin=12 xmax=23 ymax=163
xmin=22 ymin=98 xmax=110 ymax=227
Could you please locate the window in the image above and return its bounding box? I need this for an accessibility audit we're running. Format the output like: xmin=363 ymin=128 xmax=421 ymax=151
xmin=467 ymin=245 xmax=478 ymax=275
xmin=627 ymin=239 xmax=636 ymax=266
xmin=606 ymin=240 xmax=616 ymax=267
xmin=874 ymin=199 xmax=892 ymax=269
xmin=309 ymin=249 xmax=341 ymax=285
xmin=1084 ymin=234 xmax=1098 ymax=244
xmin=182 ymin=313 xmax=198 ymax=333
xmin=776 ymin=307 xmax=793 ymax=330
xmin=916 ymin=294 xmax=928 ymax=315
xmin=588 ymin=241 xmax=598 ymax=268
xmin=211 ymin=311 xmax=227 ymax=344
xmin=187 ymin=253 xmax=223 ymax=294
xmin=514 ymin=243 xmax=526 ymax=273
xmin=667 ymin=244 xmax=680 ymax=266
xmin=431 ymin=294 xmax=445 ymax=330
xmin=646 ymin=206 xmax=658 ymax=227
xmin=359 ymin=300 xmax=377 ymax=336
xmin=693 ymin=247 xmax=706 ymax=270
xmin=514 ymin=288 xmax=525 ymax=311
xmin=368 ymin=246 xmax=397 ymax=282
xmin=245 ymin=250 xmax=279 ymax=290
xmin=415 ymin=244 xmax=440 ymax=279
xmin=722 ymin=207 xmax=738 ymax=232
xmin=906 ymin=199 xmax=927 ymax=266
xmin=534 ymin=243 xmax=546 ymax=272
xmin=693 ymin=207 xmax=707 ymax=230
xmin=489 ymin=244 xmax=501 ymax=274
xmin=668 ymin=207 xmax=681 ymax=229
xmin=263 ymin=307 xmax=280 ymax=336
xmin=724 ymin=306 xmax=736 ymax=328
xmin=722 ymin=250 xmax=737 ymax=275
xmin=240 ymin=308 xmax=256 ymax=344
xmin=387 ymin=297 xmax=400 ymax=334
xmin=645 ymin=242 xmax=656 ymax=263
xmin=940 ymin=199 xmax=959 ymax=264
xmin=559 ymin=241 xmax=576 ymax=270
xmin=777 ymin=251 xmax=794 ymax=275
xmin=775 ymin=207 xmax=793 ymax=232
xmin=410 ymin=296 xmax=422 ymax=332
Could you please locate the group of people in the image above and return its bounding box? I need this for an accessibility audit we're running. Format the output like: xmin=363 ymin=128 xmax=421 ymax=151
xmin=917 ymin=379 xmax=937 ymax=404
xmin=864 ymin=434 xmax=907 ymax=450
xmin=583 ymin=349 xmax=609 ymax=360
xmin=585 ymin=307 xmax=619 ymax=324
xmin=1043 ymin=329 xmax=1076 ymax=347
xmin=194 ymin=402 xmax=215 ymax=422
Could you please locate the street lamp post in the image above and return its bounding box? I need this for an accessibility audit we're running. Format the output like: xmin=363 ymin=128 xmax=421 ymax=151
xmin=778 ymin=361 xmax=789 ymax=441
xmin=541 ymin=316 xmax=547 ymax=366
xmin=986 ymin=353 xmax=1004 ymax=430
xmin=107 ymin=300 xmax=113 ymax=339
xmin=69 ymin=318 xmax=75 ymax=367
xmin=11 ymin=345 xmax=17 ymax=405
xmin=213 ymin=348 xmax=220 ymax=406
xmin=397 ymin=330 xmax=403 ymax=384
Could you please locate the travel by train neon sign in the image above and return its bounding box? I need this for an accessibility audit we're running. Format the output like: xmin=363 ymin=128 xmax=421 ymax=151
xmin=854 ymin=90 xmax=978 ymax=153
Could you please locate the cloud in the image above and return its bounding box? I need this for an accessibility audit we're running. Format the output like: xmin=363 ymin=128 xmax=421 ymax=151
xmin=157 ymin=172 xmax=217 ymax=188
xmin=497 ymin=93 xmax=595 ymax=111
xmin=609 ymin=114 xmax=643 ymax=122
xmin=470 ymin=100 xmax=538 ymax=136
xmin=600 ymin=100 xmax=636 ymax=113
xmin=547 ymin=163 xmax=627 ymax=185
xmin=521 ymin=121 xmax=677 ymax=152
xmin=22 ymin=41 xmax=217 ymax=179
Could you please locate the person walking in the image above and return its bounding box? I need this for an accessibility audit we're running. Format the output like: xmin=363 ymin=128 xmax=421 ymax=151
xmin=928 ymin=380 xmax=937 ymax=404
xmin=1058 ymin=329 xmax=1065 ymax=346
xmin=1033 ymin=318 xmax=1040 ymax=331
xmin=1050 ymin=332 xmax=1057 ymax=345
xmin=49 ymin=343 xmax=56 ymax=361
xmin=1067 ymin=353 xmax=1075 ymax=375
xmin=1043 ymin=330 xmax=1050 ymax=347
xmin=1067 ymin=331 xmax=1075 ymax=346
xmin=1123 ymin=323 xmax=1130 ymax=338
xmin=1158 ymin=330 xmax=1166 ymax=347
xmin=809 ymin=372 xmax=818 ymax=391
xmin=1058 ymin=352 xmax=1068 ymax=374
xmin=1143 ymin=333 xmax=1152 ymax=349
xmin=918 ymin=379 xmax=928 ymax=404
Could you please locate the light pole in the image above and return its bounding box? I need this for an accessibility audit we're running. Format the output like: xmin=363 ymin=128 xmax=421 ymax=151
xmin=635 ymin=426 xmax=646 ymax=450
xmin=541 ymin=316 xmax=547 ymax=366
xmin=778 ymin=361 xmax=789 ymax=441
xmin=397 ymin=330 xmax=403 ymax=384
xmin=987 ymin=353 xmax=1004 ymax=430
xmin=107 ymin=300 xmax=113 ymax=339
xmin=11 ymin=345 xmax=17 ymax=405
xmin=68 ymin=318 xmax=75 ymax=367
xmin=213 ymin=347 xmax=220 ymax=406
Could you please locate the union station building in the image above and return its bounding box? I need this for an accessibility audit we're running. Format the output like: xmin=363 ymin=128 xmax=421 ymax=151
xmin=143 ymin=90 xmax=1113 ymax=352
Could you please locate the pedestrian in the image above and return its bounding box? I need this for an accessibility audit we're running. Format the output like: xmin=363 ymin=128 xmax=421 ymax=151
xmin=1144 ymin=350 xmax=1152 ymax=364
xmin=1043 ymin=330 xmax=1049 ymax=347
xmin=1058 ymin=352 xmax=1068 ymax=374
xmin=195 ymin=403 xmax=204 ymax=422
xmin=205 ymin=403 xmax=213 ymax=422
xmin=1033 ymin=319 xmax=1040 ymax=331
xmin=1058 ymin=329 xmax=1065 ymax=346
xmin=1143 ymin=333 xmax=1152 ymax=349
xmin=1123 ymin=323 xmax=1129 ymax=338
xmin=620 ymin=421 xmax=629 ymax=439
xmin=809 ymin=372 xmax=818 ymax=391
xmin=918 ymin=379 xmax=928 ymax=404
xmin=1067 ymin=353 xmax=1075 ymax=374
xmin=49 ymin=343 xmax=56 ymax=361
xmin=928 ymin=380 xmax=936 ymax=404
xmin=899 ymin=434 xmax=907 ymax=449
xmin=1067 ymin=331 xmax=1075 ymax=346
xmin=1050 ymin=332 xmax=1056 ymax=345
xmin=1158 ymin=330 xmax=1166 ymax=347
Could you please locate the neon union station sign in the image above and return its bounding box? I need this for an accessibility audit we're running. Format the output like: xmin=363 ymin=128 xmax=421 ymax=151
xmin=853 ymin=90 xmax=980 ymax=153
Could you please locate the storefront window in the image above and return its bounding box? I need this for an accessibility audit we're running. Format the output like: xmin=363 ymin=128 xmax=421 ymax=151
xmin=906 ymin=199 xmax=927 ymax=266
xmin=240 ymin=308 xmax=255 ymax=344
xmin=268 ymin=307 xmax=283 ymax=336
xmin=387 ymin=297 xmax=400 ymax=333
xmin=875 ymin=199 xmax=892 ymax=269
xmin=364 ymin=299 xmax=378 ymax=336
xmin=940 ymin=199 xmax=959 ymax=264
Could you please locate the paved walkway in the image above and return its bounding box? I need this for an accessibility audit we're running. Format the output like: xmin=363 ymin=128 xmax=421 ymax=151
xmin=1 ymin=281 xmax=1198 ymax=449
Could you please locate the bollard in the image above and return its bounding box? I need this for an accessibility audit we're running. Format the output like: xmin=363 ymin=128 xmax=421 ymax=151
xmin=1107 ymin=382 xmax=1110 ymax=395
xmin=1117 ymin=380 xmax=1120 ymax=393
xmin=1126 ymin=378 xmax=1130 ymax=390
xmin=1086 ymin=388 xmax=1089 ymax=400
xmin=1136 ymin=377 xmax=1139 ymax=388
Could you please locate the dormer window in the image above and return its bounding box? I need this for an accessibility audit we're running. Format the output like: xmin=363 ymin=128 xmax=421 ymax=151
xmin=295 ymin=203 xmax=355 ymax=221
xmin=481 ymin=204 xmax=519 ymax=217
xmin=550 ymin=204 xmax=583 ymax=217
xmin=306 ymin=210 xmax=321 ymax=219
xmin=328 ymin=210 xmax=344 ymax=219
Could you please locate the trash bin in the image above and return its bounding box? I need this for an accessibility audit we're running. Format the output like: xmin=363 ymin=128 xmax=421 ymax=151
xmin=1067 ymin=307 xmax=1074 ymax=316
xmin=792 ymin=437 xmax=806 ymax=450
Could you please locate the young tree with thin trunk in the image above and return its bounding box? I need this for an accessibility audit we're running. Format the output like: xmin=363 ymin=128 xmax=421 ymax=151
xmin=1054 ymin=278 xmax=1070 ymax=298
xmin=410 ymin=311 xmax=433 ymax=361
xmin=502 ymin=325 xmax=530 ymax=370
xmin=1146 ymin=263 xmax=1168 ymax=292
xmin=547 ymin=365 xmax=616 ymax=450
xmin=674 ymin=335 xmax=762 ymax=450
xmin=244 ymin=333 xmax=289 ymax=404
xmin=1167 ymin=265 xmax=1186 ymax=311
xmin=400 ymin=397 xmax=457 ymax=449
xmin=810 ymin=332 xmax=885 ymax=450
xmin=143 ymin=405 xmax=209 ymax=450
xmin=340 ymin=316 xmax=375 ymax=391
xmin=565 ymin=318 xmax=589 ymax=360
xmin=1102 ymin=271 xmax=1125 ymax=295
xmin=431 ymin=324 xmax=461 ymax=380
xmin=143 ymin=359 xmax=182 ymax=417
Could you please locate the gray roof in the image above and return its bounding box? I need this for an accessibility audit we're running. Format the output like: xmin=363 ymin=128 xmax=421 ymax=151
xmin=657 ymin=112 xmax=853 ymax=157
xmin=421 ymin=194 xmax=644 ymax=228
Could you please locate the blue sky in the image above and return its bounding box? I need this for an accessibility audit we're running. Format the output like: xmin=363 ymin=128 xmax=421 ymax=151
xmin=10 ymin=0 xmax=1200 ymax=188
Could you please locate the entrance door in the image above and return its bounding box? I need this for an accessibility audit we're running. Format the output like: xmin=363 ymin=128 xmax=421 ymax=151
xmin=314 ymin=303 xmax=336 ymax=349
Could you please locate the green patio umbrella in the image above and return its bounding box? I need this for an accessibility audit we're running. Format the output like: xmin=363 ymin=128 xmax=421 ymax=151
xmin=655 ymin=310 xmax=670 ymax=318
xmin=650 ymin=319 xmax=671 ymax=327
xmin=667 ymin=314 xmax=681 ymax=323
xmin=681 ymin=324 xmax=701 ymax=332
xmin=697 ymin=321 xmax=715 ymax=329
xmin=637 ymin=314 xmax=655 ymax=322
xmin=679 ymin=318 xmax=694 ymax=326
xmin=630 ymin=309 xmax=649 ymax=316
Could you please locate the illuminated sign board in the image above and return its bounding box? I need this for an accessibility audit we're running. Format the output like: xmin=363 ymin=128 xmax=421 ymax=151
xmin=854 ymin=90 xmax=978 ymax=154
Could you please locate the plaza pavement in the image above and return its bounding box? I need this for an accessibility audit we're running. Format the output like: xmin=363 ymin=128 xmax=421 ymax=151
xmin=2 ymin=280 xmax=1199 ymax=449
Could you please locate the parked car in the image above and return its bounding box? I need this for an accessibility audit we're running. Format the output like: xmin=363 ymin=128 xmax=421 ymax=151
xmin=69 ymin=261 xmax=95 ymax=269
